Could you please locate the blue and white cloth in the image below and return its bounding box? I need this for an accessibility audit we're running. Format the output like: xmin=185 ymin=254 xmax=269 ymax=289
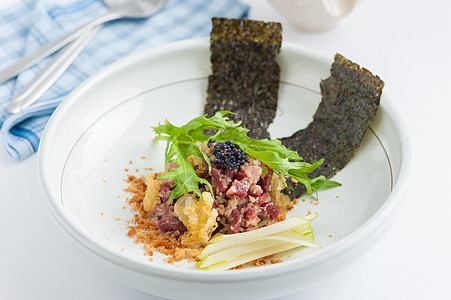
xmin=0 ymin=0 xmax=249 ymax=160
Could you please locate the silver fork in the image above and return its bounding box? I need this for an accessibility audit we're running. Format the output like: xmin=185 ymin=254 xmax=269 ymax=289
xmin=7 ymin=27 xmax=99 ymax=114
xmin=6 ymin=0 xmax=167 ymax=114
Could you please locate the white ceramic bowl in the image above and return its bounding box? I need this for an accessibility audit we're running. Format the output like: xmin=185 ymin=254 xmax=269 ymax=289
xmin=38 ymin=38 xmax=410 ymax=300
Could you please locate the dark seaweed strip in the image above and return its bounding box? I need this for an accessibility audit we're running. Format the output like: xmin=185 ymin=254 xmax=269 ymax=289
xmin=204 ymin=18 xmax=282 ymax=139
xmin=281 ymin=54 xmax=385 ymax=198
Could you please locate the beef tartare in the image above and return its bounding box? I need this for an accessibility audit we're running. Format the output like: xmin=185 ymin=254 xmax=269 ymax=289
xmin=142 ymin=139 xmax=292 ymax=248
xmin=125 ymin=111 xmax=340 ymax=265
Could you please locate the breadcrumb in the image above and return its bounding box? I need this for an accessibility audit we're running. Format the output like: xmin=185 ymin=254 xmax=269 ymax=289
xmin=270 ymin=259 xmax=283 ymax=264
xmin=310 ymin=199 xmax=320 ymax=206
xmin=124 ymin=174 xmax=202 ymax=262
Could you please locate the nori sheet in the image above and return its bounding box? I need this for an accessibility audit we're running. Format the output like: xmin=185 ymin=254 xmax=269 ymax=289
xmin=281 ymin=54 xmax=385 ymax=198
xmin=204 ymin=18 xmax=282 ymax=140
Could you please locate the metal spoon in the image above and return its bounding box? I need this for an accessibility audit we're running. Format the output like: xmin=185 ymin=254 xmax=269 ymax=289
xmin=0 ymin=0 xmax=167 ymax=85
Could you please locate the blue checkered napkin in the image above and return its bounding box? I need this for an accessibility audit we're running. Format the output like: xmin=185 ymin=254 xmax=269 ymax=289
xmin=0 ymin=0 xmax=249 ymax=160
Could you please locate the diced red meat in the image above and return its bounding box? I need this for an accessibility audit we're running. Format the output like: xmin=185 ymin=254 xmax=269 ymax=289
xmin=225 ymin=185 xmax=236 ymax=198
xmin=243 ymin=203 xmax=259 ymax=219
xmin=258 ymin=210 xmax=269 ymax=220
xmin=265 ymin=203 xmax=281 ymax=219
xmin=211 ymin=166 xmax=233 ymax=193
xmin=235 ymin=169 xmax=247 ymax=180
xmin=256 ymin=193 xmax=267 ymax=205
xmin=241 ymin=164 xmax=262 ymax=184
xmin=153 ymin=202 xmax=186 ymax=237
xmin=243 ymin=203 xmax=260 ymax=227
xmin=258 ymin=168 xmax=273 ymax=193
xmin=159 ymin=178 xmax=174 ymax=203
xmin=248 ymin=184 xmax=263 ymax=197
xmin=158 ymin=163 xmax=179 ymax=203
xmin=152 ymin=159 xmax=282 ymax=237
xmin=230 ymin=208 xmax=242 ymax=233
xmin=258 ymin=196 xmax=280 ymax=220
xmin=224 ymin=168 xmax=236 ymax=181
xmin=226 ymin=179 xmax=250 ymax=199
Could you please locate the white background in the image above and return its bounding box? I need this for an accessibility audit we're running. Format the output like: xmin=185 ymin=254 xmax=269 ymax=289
xmin=1 ymin=0 xmax=450 ymax=299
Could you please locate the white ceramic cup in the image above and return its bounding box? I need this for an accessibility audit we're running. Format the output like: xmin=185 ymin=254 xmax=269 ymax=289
xmin=268 ymin=0 xmax=358 ymax=32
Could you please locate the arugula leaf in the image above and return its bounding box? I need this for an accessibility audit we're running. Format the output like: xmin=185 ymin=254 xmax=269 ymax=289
xmin=154 ymin=111 xmax=341 ymax=201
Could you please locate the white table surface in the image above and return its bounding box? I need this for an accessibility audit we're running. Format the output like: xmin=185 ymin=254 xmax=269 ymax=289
xmin=1 ymin=0 xmax=450 ymax=299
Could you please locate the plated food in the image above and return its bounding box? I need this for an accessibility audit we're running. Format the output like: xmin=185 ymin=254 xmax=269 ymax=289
xmin=124 ymin=18 xmax=385 ymax=269
xmin=125 ymin=111 xmax=339 ymax=267
xmin=39 ymin=35 xmax=409 ymax=298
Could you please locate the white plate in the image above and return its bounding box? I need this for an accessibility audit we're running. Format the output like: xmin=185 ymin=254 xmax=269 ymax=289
xmin=38 ymin=38 xmax=410 ymax=300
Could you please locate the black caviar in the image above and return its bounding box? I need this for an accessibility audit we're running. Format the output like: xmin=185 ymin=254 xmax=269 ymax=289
xmin=207 ymin=138 xmax=216 ymax=148
xmin=212 ymin=140 xmax=249 ymax=170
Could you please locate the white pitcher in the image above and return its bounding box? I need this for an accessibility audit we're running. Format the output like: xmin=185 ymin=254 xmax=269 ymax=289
xmin=268 ymin=0 xmax=358 ymax=32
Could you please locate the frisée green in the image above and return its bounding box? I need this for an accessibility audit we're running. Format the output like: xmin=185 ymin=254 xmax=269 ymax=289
xmin=154 ymin=111 xmax=341 ymax=202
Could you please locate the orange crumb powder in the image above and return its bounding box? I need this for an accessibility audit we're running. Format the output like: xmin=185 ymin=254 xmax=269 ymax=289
xmin=310 ymin=199 xmax=320 ymax=206
xmin=123 ymin=175 xmax=201 ymax=262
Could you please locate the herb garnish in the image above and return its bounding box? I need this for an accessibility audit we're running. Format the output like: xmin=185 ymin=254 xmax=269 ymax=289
xmin=154 ymin=111 xmax=340 ymax=202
